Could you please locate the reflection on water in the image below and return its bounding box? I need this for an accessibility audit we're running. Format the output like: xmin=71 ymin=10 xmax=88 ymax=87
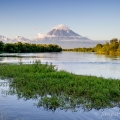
xmin=0 ymin=79 xmax=120 ymax=120
xmin=0 ymin=52 xmax=120 ymax=79
xmin=0 ymin=57 xmax=3 ymax=61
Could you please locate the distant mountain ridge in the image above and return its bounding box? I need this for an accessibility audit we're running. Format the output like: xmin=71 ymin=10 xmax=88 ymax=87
xmin=0 ymin=24 xmax=108 ymax=48
xmin=0 ymin=24 xmax=90 ymax=43
xmin=0 ymin=35 xmax=11 ymax=42
xmin=0 ymin=35 xmax=31 ymax=43
xmin=13 ymin=36 xmax=31 ymax=43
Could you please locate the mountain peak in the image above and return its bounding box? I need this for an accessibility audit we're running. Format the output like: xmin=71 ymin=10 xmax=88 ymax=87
xmin=47 ymin=24 xmax=81 ymax=37
xmin=53 ymin=24 xmax=69 ymax=30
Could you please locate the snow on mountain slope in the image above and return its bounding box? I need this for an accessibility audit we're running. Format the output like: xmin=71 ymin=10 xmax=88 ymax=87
xmin=47 ymin=24 xmax=81 ymax=37
xmin=36 ymin=24 xmax=90 ymax=41
xmin=0 ymin=35 xmax=31 ymax=43
xmin=12 ymin=36 xmax=31 ymax=43
xmin=0 ymin=35 xmax=11 ymax=43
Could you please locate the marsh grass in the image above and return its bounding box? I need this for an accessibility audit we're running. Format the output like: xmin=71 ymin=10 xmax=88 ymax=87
xmin=0 ymin=61 xmax=120 ymax=111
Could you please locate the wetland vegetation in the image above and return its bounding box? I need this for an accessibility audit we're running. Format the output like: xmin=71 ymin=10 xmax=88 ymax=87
xmin=0 ymin=61 xmax=120 ymax=111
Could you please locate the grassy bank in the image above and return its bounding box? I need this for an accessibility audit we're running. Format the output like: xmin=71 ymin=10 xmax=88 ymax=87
xmin=0 ymin=61 xmax=120 ymax=111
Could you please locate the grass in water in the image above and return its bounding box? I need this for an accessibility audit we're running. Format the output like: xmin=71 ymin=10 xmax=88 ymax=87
xmin=0 ymin=61 xmax=120 ymax=111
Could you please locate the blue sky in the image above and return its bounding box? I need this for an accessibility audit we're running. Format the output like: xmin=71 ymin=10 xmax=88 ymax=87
xmin=0 ymin=0 xmax=120 ymax=40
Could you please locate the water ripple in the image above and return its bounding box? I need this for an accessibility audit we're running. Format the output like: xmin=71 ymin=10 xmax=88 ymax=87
xmin=43 ymin=61 xmax=120 ymax=65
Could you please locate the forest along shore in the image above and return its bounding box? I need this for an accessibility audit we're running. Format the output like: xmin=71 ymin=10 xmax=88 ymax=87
xmin=63 ymin=38 xmax=120 ymax=55
xmin=0 ymin=41 xmax=62 ymax=53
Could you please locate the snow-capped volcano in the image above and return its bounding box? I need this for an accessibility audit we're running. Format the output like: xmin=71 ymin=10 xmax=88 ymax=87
xmin=36 ymin=24 xmax=89 ymax=41
xmin=47 ymin=24 xmax=80 ymax=37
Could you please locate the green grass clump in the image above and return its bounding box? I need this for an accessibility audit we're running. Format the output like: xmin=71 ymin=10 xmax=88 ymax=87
xmin=0 ymin=61 xmax=120 ymax=111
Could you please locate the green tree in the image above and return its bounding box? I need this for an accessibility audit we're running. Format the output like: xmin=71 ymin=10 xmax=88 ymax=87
xmin=94 ymin=44 xmax=103 ymax=53
xmin=110 ymin=38 xmax=118 ymax=44
xmin=109 ymin=42 xmax=119 ymax=53
xmin=0 ymin=41 xmax=4 ymax=52
xmin=117 ymin=45 xmax=120 ymax=54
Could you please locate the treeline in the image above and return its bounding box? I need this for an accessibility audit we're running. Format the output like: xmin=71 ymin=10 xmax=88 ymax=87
xmin=63 ymin=47 xmax=94 ymax=52
xmin=63 ymin=38 xmax=120 ymax=55
xmin=0 ymin=41 xmax=62 ymax=53
xmin=94 ymin=38 xmax=120 ymax=55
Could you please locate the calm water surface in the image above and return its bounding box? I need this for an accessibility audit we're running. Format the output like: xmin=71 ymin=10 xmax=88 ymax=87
xmin=0 ymin=52 xmax=120 ymax=79
xmin=0 ymin=52 xmax=120 ymax=120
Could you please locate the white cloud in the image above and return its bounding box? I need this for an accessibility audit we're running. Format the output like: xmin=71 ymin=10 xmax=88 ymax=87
xmin=53 ymin=24 xmax=69 ymax=30
xmin=37 ymin=33 xmax=56 ymax=38
xmin=37 ymin=33 xmax=46 ymax=38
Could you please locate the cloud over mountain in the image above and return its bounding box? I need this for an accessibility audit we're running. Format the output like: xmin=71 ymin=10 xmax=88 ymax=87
xmin=37 ymin=33 xmax=56 ymax=39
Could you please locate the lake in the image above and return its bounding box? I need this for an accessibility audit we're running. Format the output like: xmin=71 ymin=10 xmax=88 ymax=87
xmin=0 ymin=52 xmax=120 ymax=79
xmin=0 ymin=52 xmax=120 ymax=120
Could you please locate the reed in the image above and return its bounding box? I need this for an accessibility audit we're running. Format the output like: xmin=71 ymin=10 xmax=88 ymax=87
xmin=0 ymin=61 xmax=120 ymax=111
